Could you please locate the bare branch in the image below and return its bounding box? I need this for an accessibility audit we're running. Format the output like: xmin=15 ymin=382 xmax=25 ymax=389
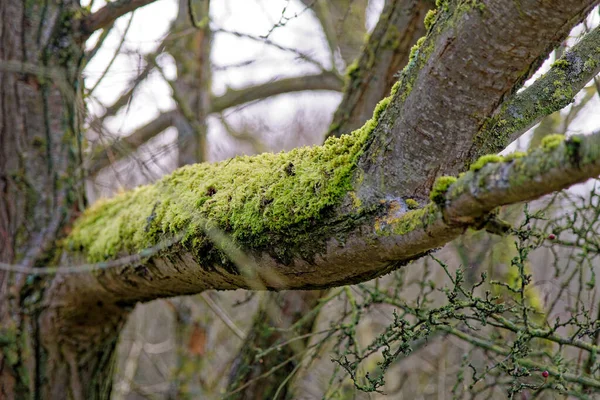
xmin=211 ymin=71 xmax=343 ymax=113
xmin=81 ymin=0 xmax=161 ymax=35
xmin=87 ymin=111 xmax=178 ymax=175
xmin=89 ymin=72 xmax=342 ymax=174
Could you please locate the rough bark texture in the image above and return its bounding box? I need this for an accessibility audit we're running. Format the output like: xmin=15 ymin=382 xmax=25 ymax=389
xmin=1 ymin=1 xmax=599 ymax=399
xmin=359 ymin=0 xmax=599 ymax=201
xmin=0 ymin=1 xmax=127 ymax=398
xmin=328 ymin=0 xmax=433 ymax=138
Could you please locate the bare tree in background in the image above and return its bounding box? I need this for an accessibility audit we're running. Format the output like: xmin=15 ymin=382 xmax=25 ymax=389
xmin=2 ymin=0 xmax=600 ymax=399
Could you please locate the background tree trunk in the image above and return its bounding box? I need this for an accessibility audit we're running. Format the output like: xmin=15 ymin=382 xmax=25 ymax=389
xmin=0 ymin=2 xmax=127 ymax=398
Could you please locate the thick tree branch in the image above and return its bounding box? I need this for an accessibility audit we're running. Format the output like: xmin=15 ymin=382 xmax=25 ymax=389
xmin=328 ymin=0 xmax=432 ymax=137
xmin=470 ymin=24 xmax=600 ymax=160
xmin=56 ymin=131 xmax=600 ymax=319
xmin=81 ymin=0 xmax=161 ymax=36
xmin=360 ymin=0 xmax=598 ymax=201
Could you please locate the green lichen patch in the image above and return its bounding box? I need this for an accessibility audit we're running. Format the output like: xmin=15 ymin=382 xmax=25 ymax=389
xmin=551 ymin=59 xmax=570 ymax=69
xmin=541 ymin=134 xmax=565 ymax=151
xmin=430 ymin=176 xmax=457 ymax=205
xmin=68 ymin=97 xmax=394 ymax=262
xmin=470 ymin=154 xmax=504 ymax=172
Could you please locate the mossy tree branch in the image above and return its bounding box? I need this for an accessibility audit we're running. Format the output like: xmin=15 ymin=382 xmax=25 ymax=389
xmin=359 ymin=0 xmax=598 ymax=201
xmin=52 ymin=0 xmax=600 ymax=324
xmin=56 ymin=129 xmax=600 ymax=324
xmin=470 ymin=24 xmax=600 ymax=161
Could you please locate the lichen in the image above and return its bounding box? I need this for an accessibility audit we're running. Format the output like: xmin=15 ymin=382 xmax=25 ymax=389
xmin=430 ymin=176 xmax=457 ymax=205
xmin=584 ymin=57 xmax=598 ymax=72
xmin=470 ymin=154 xmax=503 ymax=172
xmin=349 ymin=191 xmax=362 ymax=209
xmin=540 ymin=134 xmax=565 ymax=151
xmin=68 ymin=94 xmax=395 ymax=262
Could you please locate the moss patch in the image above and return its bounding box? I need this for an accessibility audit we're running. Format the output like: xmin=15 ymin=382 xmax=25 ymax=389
xmin=67 ymin=96 xmax=395 ymax=262
xmin=470 ymin=154 xmax=503 ymax=172
xmin=502 ymin=151 xmax=526 ymax=162
xmin=405 ymin=198 xmax=419 ymax=210
xmin=541 ymin=134 xmax=565 ymax=151
xmin=375 ymin=203 xmax=439 ymax=236
xmin=430 ymin=176 xmax=457 ymax=205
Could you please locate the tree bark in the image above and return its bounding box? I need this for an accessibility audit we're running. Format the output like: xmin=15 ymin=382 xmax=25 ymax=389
xmin=1 ymin=1 xmax=600 ymax=399
xmin=0 ymin=1 xmax=130 ymax=398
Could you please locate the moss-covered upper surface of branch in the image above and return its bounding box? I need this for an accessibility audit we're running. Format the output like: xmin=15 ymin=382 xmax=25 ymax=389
xmin=68 ymin=98 xmax=392 ymax=262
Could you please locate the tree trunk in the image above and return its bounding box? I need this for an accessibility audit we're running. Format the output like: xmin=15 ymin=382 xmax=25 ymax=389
xmin=0 ymin=2 xmax=127 ymax=398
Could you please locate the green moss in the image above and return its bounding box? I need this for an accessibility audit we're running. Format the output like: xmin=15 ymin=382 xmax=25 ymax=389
xmin=345 ymin=60 xmax=360 ymax=81
xmin=435 ymin=0 xmax=449 ymax=11
xmin=349 ymin=191 xmax=362 ymax=209
xmin=375 ymin=203 xmax=439 ymax=236
xmin=405 ymin=198 xmax=419 ymax=210
xmin=424 ymin=9 xmax=437 ymax=30
xmin=540 ymin=134 xmax=565 ymax=151
xmin=456 ymin=0 xmax=486 ymax=15
xmin=470 ymin=154 xmax=503 ymax=172
xmin=390 ymin=80 xmax=401 ymax=96
xmin=551 ymin=59 xmax=569 ymax=69
xmin=409 ymin=37 xmax=427 ymax=62
xmin=584 ymin=57 xmax=598 ymax=72
xmin=430 ymin=176 xmax=457 ymax=205
xmin=502 ymin=151 xmax=527 ymax=162
xmin=68 ymin=92 xmax=396 ymax=262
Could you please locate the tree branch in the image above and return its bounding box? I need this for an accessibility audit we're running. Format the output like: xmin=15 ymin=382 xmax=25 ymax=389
xmin=87 ymin=111 xmax=178 ymax=175
xmin=328 ymin=0 xmax=432 ymax=137
xmin=470 ymin=24 xmax=600 ymax=160
xmin=361 ymin=0 xmax=598 ymax=200
xmin=57 ymin=131 xmax=600 ymax=316
xmin=89 ymin=72 xmax=343 ymax=174
xmin=81 ymin=0 xmax=161 ymax=36
xmin=210 ymin=71 xmax=343 ymax=113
